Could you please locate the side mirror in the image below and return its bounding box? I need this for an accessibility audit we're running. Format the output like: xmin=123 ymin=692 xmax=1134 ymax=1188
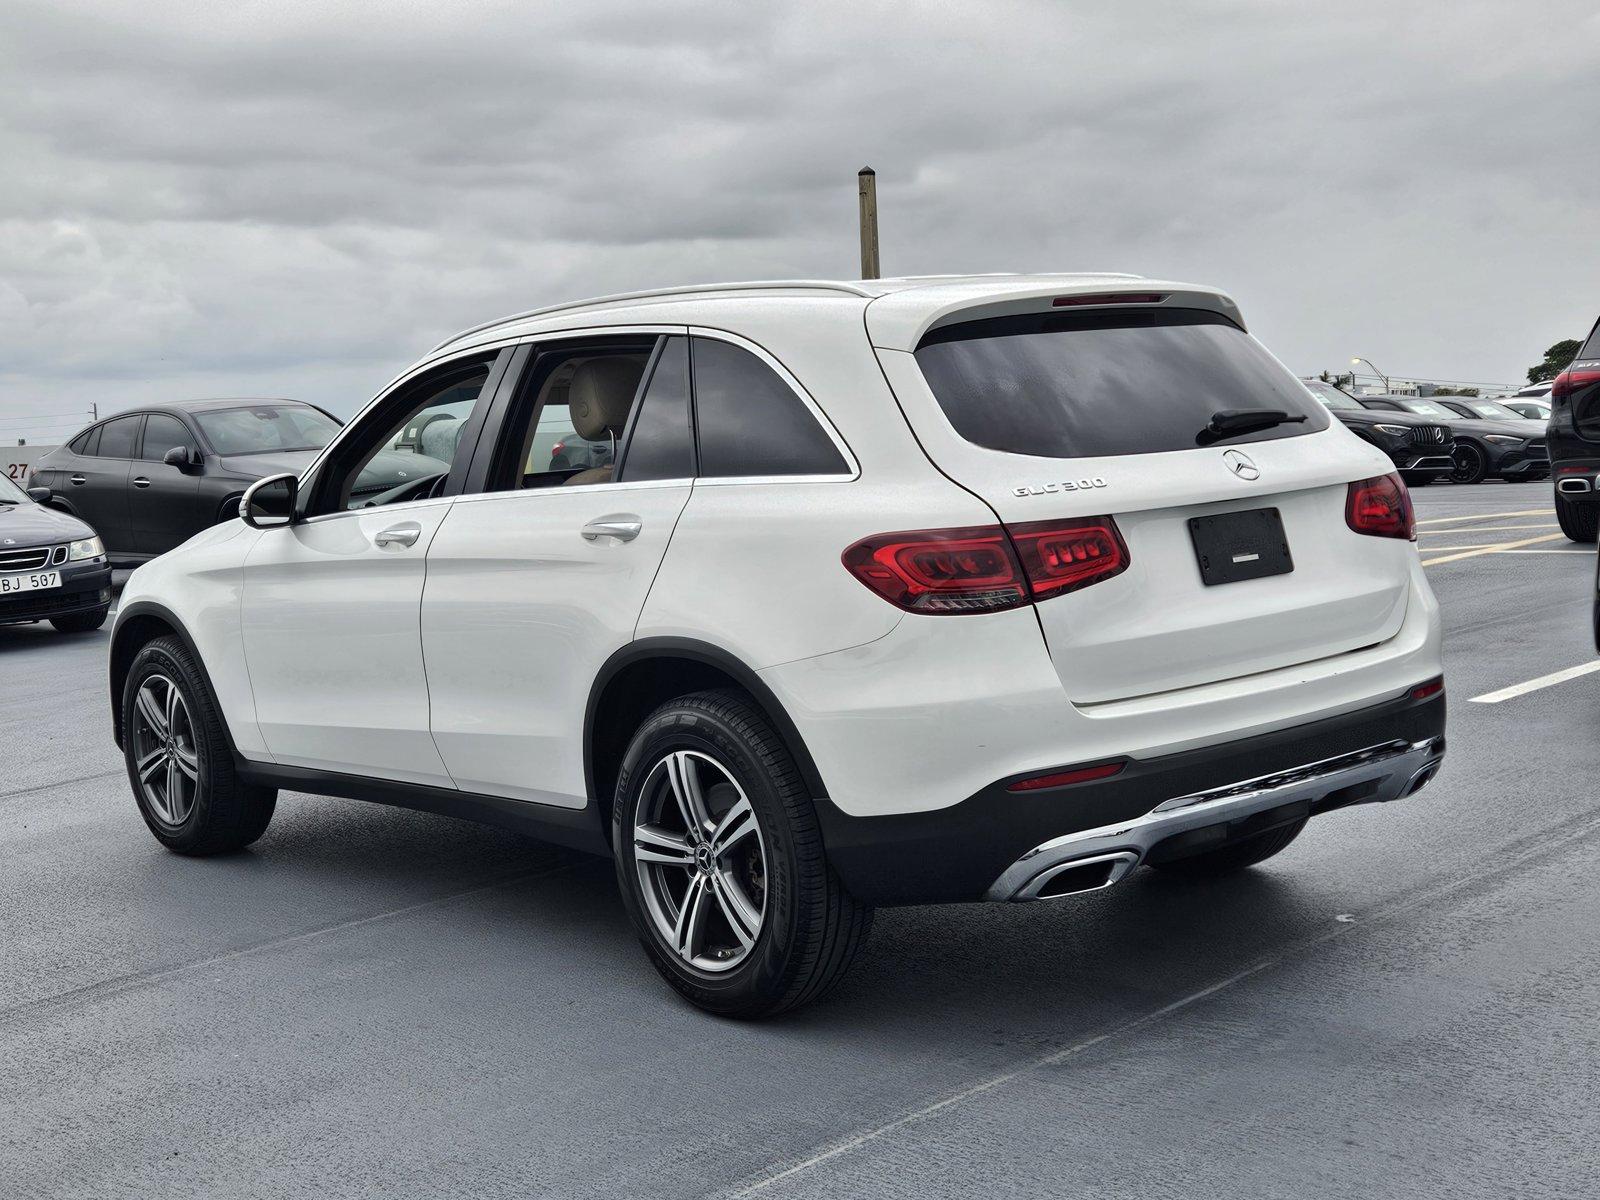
xmin=26 ymin=487 xmax=51 ymax=503
xmin=163 ymin=445 xmax=198 ymax=470
xmin=240 ymin=473 xmax=299 ymax=529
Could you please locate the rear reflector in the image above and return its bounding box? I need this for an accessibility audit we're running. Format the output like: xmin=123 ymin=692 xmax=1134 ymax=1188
xmin=1007 ymin=761 xmax=1125 ymax=792
xmin=1052 ymin=293 xmax=1167 ymax=307
xmin=1345 ymin=473 xmax=1415 ymax=540
xmin=1411 ymin=677 xmax=1444 ymax=700
xmin=842 ymin=517 xmax=1128 ymax=614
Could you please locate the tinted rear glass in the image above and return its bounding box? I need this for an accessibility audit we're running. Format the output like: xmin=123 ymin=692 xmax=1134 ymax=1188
xmin=1580 ymin=323 xmax=1600 ymax=359
xmin=97 ymin=415 xmax=140 ymax=459
xmin=914 ymin=309 xmax=1328 ymax=458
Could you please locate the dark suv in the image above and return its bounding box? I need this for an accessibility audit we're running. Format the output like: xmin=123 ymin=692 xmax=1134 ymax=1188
xmin=1302 ymin=380 xmax=1454 ymax=486
xmin=1547 ymin=317 xmax=1600 ymax=541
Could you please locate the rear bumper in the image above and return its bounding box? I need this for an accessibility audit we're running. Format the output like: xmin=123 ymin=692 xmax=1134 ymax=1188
xmin=0 ymin=562 xmax=113 ymax=627
xmin=811 ymin=688 xmax=1446 ymax=905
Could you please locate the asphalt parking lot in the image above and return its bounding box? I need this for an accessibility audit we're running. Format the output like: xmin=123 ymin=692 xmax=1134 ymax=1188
xmin=3 ymin=480 xmax=1597 ymax=1200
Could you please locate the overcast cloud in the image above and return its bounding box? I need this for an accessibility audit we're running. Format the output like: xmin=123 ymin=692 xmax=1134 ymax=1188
xmin=2 ymin=0 xmax=1598 ymax=443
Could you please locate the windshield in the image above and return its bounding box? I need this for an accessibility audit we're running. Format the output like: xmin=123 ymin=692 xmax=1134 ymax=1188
xmin=1461 ymin=400 xmax=1528 ymax=420
xmin=1302 ymin=380 xmax=1362 ymax=410
xmin=914 ymin=308 xmax=1328 ymax=458
xmin=1395 ymin=400 xmax=1456 ymax=419
xmin=194 ymin=405 xmax=342 ymax=455
xmin=0 ymin=474 xmax=26 ymax=503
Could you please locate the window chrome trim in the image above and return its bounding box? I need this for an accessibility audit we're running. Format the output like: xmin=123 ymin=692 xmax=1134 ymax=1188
xmin=292 ymin=493 xmax=458 ymax=528
xmin=450 ymin=477 xmax=694 ymax=507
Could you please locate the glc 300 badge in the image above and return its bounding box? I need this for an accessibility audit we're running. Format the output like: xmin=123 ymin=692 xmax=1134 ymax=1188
xmin=1013 ymin=477 xmax=1107 ymax=497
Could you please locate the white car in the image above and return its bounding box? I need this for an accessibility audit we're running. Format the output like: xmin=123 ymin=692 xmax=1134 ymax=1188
xmin=109 ymin=275 xmax=1447 ymax=1016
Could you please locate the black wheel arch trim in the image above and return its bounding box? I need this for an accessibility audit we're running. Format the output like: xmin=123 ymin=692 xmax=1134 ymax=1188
xmin=109 ymin=600 xmax=245 ymax=756
xmin=584 ymin=637 xmax=831 ymax=805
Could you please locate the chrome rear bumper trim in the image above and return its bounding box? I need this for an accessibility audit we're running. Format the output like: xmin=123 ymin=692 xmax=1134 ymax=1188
xmin=986 ymin=734 xmax=1445 ymax=902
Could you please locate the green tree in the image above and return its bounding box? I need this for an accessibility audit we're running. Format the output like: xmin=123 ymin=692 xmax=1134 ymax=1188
xmin=1528 ymin=339 xmax=1581 ymax=384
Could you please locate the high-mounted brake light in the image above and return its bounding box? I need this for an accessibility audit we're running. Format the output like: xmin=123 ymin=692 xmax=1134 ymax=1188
xmin=1007 ymin=761 xmax=1125 ymax=792
xmin=842 ymin=518 xmax=1129 ymax=614
xmin=1051 ymin=293 xmax=1168 ymax=307
xmin=1345 ymin=473 xmax=1415 ymax=541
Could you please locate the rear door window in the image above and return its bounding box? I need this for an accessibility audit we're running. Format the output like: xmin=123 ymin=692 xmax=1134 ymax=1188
xmin=618 ymin=337 xmax=695 ymax=482
xmin=97 ymin=415 xmax=141 ymax=459
xmin=691 ymin=338 xmax=848 ymax=477
xmin=914 ymin=308 xmax=1329 ymax=458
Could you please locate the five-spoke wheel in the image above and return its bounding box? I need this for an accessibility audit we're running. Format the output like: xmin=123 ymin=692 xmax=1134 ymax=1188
xmin=130 ymin=674 xmax=200 ymax=828
xmin=633 ymin=750 xmax=767 ymax=972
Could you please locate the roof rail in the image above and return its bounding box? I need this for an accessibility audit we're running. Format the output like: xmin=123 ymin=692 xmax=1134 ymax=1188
xmin=432 ymin=279 xmax=879 ymax=352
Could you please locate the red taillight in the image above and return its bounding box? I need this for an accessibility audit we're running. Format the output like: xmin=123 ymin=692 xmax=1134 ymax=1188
xmin=842 ymin=517 xmax=1129 ymax=614
xmin=1411 ymin=677 xmax=1444 ymax=700
xmin=1345 ymin=473 xmax=1415 ymax=541
xmin=1007 ymin=761 xmax=1125 ymax=792
xmin=1009 ymin=517 xmax=1129 ymax=597
xmin=1552 ymin=367 xmax=1600 ymax=402
xmin=1052 ymin=292 xmax=1167 ymax=307
xmin=842 ymin=526 xmax=1028 ymax=614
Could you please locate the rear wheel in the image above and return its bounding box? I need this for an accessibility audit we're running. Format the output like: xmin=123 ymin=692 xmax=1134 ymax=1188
xmin=1147 ymin=818 xmax=1307 ymax=879
xmin=1556 ymin=493 xmax=1600 ymax=543
xmin=613 ymin=689 xmax=873 ymax=1018
xmin=1448 ymin=443 xmax=1488 ymax=485
xmin=122 ymin=635 xmax=277 ymax=854
xmin=50 ymin=606 xmax=109 ymax=633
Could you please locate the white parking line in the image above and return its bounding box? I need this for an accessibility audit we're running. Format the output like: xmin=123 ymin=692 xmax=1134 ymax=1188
xmin=1416 ymin=523 xmax=1558 ymax=534
xmin=1469 ymin=661 xmax=1600 ymax=704
xmin=1415 ymin=508 xmax=1554 ymax=526
xmin=1419 ymin=532 xmax=1566 ymax=566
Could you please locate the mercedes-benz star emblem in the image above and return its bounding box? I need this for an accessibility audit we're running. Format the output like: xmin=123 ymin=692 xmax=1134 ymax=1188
xmin=1223 ymin=450 xmax=1260 ymax=481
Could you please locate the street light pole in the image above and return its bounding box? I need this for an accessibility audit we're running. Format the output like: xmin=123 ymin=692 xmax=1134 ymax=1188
xmin=1351 ymin=357 xmax=1390 ymax=392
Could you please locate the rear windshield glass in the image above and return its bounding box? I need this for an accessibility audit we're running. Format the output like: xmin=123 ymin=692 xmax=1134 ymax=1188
xmin=914 ymin=308 xmax=1328 ymax=458
xmin=1580 ymin=323 xmax=1600 ymax=359
xmin=195 ymin=405 xmax=342 ymax=455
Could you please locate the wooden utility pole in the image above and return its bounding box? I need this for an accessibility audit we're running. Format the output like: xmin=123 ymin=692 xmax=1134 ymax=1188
xmin=857 ymin=166 xmax=880 ymax=280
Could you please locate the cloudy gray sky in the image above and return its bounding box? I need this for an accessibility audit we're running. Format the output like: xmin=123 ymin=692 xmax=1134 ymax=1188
xmin=3 ymin=0 xmax=1597 ymax=444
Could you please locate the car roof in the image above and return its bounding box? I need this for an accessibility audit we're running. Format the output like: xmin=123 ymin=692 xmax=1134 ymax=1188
xmin=425 ymin=273 xmax=1242 ymax=363
xmin=155 ymin=398 xmax=308 ymax=413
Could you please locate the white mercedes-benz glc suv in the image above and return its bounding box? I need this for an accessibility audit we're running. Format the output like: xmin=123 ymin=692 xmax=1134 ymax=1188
xmin=109 ymin=275 xmax=1446 ymax=1017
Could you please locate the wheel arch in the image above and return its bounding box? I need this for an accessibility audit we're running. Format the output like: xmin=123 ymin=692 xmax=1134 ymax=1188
xmin=585 ymin=638 xmax=829 ymax=829
xmin=109 ymin=601 xmax=236 ymax=754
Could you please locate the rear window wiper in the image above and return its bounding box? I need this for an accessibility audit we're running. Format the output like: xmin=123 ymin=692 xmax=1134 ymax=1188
xmin=1196 ymin=408 xmax=1307 ymax=446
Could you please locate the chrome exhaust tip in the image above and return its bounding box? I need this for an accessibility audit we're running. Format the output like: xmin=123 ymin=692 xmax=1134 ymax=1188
xmin=1014 ymin=850 xmax=1139 ymax=901
xmin=1557 ymin=477 xmax=1592 ymax=494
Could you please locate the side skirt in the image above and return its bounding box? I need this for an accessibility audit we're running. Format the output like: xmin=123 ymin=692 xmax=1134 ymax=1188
xmin=232 ymin=756 xmax=612 ymax=857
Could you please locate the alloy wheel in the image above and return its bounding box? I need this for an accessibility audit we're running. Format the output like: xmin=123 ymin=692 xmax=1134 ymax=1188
xmin=633 ymin=750 xmax=768 ymax=973
xmin=131 ymin=674 xmax=199 ymax=827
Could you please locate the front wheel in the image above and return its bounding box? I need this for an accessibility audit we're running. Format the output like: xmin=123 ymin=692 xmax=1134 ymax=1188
xmin=51 ymin=606 xmax=109 ymax=633
xmin=613 ymin=690 xmax=873 ymax=1018
xmin=122 ymin=635 xmax=277 ymax=854
xmin=1448 ymin=443 xmax=1488 ymax=485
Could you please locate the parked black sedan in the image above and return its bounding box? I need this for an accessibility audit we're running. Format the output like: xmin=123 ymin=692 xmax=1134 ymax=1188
xmin=1301 ymin=380 xmax=1455 ymax=486
xmin=1356 ymin=395 xmax=1549 ymax=484
xmin=0 ymin=472 xmax=113 ymax=633
xmin=30 ymin=399 xmax=454 ymax=566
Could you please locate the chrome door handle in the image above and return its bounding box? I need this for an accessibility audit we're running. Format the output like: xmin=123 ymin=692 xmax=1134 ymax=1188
xmin=580 ymin=515 xmax=642 ymax=543
xmin=70 ymin=475 xmax=86 ymax=485
xmin=132 ymin=477 xmax=151 ymax=488
xmin=374 ymin=522 xmax=422 ymax=548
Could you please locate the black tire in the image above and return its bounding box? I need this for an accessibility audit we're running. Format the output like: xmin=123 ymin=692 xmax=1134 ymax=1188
xmin=612 ymin=689 xmax=873 ymax=1018
xmin=1147 ymin=818 xmax=1308 ymax=879
xmin=50 ymin=606 xmax=109 ymax=633
xmin=1556 ymin=493 xmax=1600 ymax=543
xmin=121 ymin=635 xmax=277 ymax=854
xmin=1448 ymin=443 xmax=1488 ymax=485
